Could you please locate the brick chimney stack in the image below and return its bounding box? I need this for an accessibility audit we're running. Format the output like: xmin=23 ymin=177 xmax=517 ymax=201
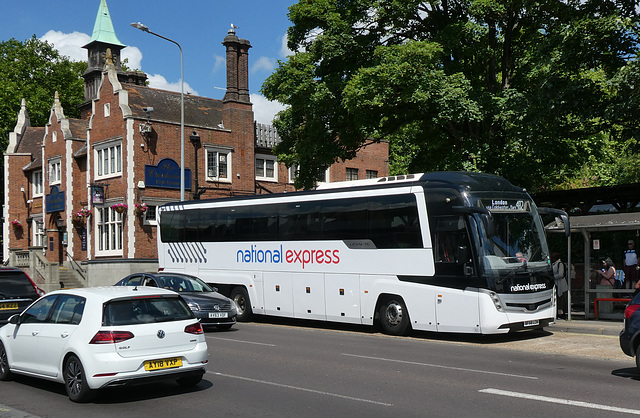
xmin=222 ymin=27 xmax=252 ymax=103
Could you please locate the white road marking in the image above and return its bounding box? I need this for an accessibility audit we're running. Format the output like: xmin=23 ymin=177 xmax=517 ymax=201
xmin=342 ymin=353 xmax=538 ymax=380
xmin=208 ymin=371 xmax=393 ymax=406
xmin=480 ymin=388 xmax=640 ymax=414
xmin=205 ymin=336 xmax=277 ymax=347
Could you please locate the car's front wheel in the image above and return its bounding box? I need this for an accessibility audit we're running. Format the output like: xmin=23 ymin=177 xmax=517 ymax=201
xmin=635 ymin=344 xmax=640 ymax=370
xmin=64 ymin=355 xmax=95 ymax=403
xmin=0 ymin=341 xmax=12 ymax=381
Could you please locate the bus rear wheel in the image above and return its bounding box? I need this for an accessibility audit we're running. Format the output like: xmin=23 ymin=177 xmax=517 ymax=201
xmin=231 ymin=287 xmax=253 ymax=322
xmin=379 ymin=297 xmax=410 ymax=336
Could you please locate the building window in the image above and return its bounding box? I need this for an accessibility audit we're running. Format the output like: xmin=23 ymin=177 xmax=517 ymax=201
xmin=205 ymin=147 xmax=231 ymax=182
xmin=52 ymin=131 xmax=57 ymax=143
xmin=366 ymin=170 xmax=378 ymax=179
xmin=288 ymin=165 xmax=299 ymax=184
xmin=346 ymin=168 xmax=359 ymax=181
xmin=255 ymin=154 xmax=277 ymax=181
xmin=32 ymin=170 xmax=43 ymax=197
xmin=317 ymin=167 xmax=330 ymax=184
xmin=96 ymin=206 xmax=123 ymax=256
xmin=49 ymin=158 xmax=61 ymax=185
xmin=104 ymin=103 xmax=110 ymax=117
xmin=32 ymin=219 xmax=44 ymax=247
xmin=95 ymin=141 xmax=122 ymax=179
xmin=144 ymin=204 xmax=157 ymax=226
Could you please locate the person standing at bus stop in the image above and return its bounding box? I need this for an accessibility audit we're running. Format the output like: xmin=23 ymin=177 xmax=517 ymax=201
xmin=624 ymin=240 xmax=639 ymax=290
xmin=551 ymin=253 xmax=568 ymax=318
xmin=596 ymin=258 xmax=616 ymax=286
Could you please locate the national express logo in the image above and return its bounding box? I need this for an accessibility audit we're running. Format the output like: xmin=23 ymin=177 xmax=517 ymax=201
xmin=237 ymin=245 xmax=340 ymax=269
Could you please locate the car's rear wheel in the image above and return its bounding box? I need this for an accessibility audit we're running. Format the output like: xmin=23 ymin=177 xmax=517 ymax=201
xmin=635 ymin=344 xmax=640 ymax=370
xmin=64 ymin=355 xmax=95 ymax=403
xmin=0 ymin=341 xmax=12 ymax=381
xmin=177 ymin=375 xmax=203 ymax=387
xmin=230 ymin=287 xmax=253 ymax=322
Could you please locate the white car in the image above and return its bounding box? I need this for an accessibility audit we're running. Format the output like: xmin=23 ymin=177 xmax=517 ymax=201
xmin=0 ymin=286 xmax=208 ymax=402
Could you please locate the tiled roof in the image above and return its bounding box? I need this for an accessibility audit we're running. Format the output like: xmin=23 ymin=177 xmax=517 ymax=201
xmin=16 ymin=127 xmax=44 ymax=171
xmin=124 ymin=84 xmax=226 ymax=129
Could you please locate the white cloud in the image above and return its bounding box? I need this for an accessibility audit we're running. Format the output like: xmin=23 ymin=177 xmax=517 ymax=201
xmin=280 ymin=33 xmax=294 ymax=57
xmin=251 ymin=93 xmax=287 ymax=125
xmin=40 ymin=29 xmax=143 ymax=71
xmin=40 ymin=30 xmax=89 ymax=61
xmin=211 ymin=55 xmax=225 ymax=73
xmin=147 ymin=74 xmax=199 ymax=96
xmin=251 ymin=56 xmax=276 ymax=73
xmin=121 ymin=46 xmax=143 ymax=71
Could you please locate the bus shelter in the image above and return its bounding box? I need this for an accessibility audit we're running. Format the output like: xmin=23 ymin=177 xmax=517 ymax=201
xmin=546 ymin=212 xmax=640 ymax=319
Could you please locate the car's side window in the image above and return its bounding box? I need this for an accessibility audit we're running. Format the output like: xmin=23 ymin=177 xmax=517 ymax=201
xmin=22 ymin=295 xmax=58 ymax=324
xmin=51 ymin=295 xmax=86 ymax=325
xmin=126 ymin=275 xmax=144 ymax=286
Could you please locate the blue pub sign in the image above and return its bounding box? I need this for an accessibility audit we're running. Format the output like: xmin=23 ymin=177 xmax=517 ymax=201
xmin=144 ymin=158 xmax=191 ymax=190
xmin=45 ymin=186 xmax=65 ymax=213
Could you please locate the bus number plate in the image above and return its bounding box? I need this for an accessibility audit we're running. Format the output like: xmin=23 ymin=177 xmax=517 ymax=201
xmin=524 ymin=320 xmax=539 ymax=327
xmin=0 ymin=302 xmax=18 ymax=310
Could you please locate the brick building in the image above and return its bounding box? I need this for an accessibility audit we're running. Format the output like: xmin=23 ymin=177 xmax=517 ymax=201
xmin=3 ymin=0 xmax=388 ymax=290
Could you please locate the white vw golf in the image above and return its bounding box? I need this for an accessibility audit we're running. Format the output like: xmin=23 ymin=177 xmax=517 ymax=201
xmin=0 ymin=286 xmax=208 ymax=402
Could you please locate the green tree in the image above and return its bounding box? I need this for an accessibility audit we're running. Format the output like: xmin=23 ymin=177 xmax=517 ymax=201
xmin=262 ymin=0 xmax=640 ymax=191
xmin=0 ymin=37 xmax=86 ymax=149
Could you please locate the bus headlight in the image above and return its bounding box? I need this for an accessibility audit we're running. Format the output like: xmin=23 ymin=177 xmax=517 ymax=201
xmin=489 ymin=292 xmax=504 ymax=312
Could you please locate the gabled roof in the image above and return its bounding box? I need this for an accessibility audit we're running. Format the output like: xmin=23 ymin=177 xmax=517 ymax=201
xmin=16 ymin=127 xmax=44 ymax=171
xmin=84 ymin=0 xmax=124 ymax=47
xmin=68 ymin=119 xmax=88 ymax=140
xmin=124 ymin=84 xmax=226 ymax=129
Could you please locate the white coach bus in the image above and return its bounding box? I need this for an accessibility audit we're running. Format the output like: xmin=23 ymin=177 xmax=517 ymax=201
xmin=157 ymin=172 xmax=569 ymax=335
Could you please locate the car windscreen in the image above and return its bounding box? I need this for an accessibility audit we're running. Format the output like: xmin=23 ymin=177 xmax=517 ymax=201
xmin=0 ymin=272 xmax=38 ymax=298
xmin=103 ymin=296 xmax=194 ymax=326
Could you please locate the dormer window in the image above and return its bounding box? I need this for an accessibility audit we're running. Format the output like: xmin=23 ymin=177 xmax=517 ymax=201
xmin=48 ymin=157 xmax=61 ymax=185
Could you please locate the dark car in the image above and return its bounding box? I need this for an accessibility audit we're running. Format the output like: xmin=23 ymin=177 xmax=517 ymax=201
xmin=0 ymin=267 xmax=45 ymax=324
xmin=115 ymin=273 xmax=237 ymax=330
xmin=619 ymin=292 xmax=640 ymax=368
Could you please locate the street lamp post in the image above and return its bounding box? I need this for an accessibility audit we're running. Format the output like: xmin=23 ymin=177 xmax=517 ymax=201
xmin=130 ymin=22 xmax=185 ymax=201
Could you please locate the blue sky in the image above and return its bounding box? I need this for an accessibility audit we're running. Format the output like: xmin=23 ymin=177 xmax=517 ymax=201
xmin=1 ymin=0 xmax=296 ymax=123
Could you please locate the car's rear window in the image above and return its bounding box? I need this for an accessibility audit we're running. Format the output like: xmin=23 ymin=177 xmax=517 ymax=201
xmin=103 ymin=296 xmax=194 ymax=326
xmin=0 ymin=272 xmax=37 ymax=298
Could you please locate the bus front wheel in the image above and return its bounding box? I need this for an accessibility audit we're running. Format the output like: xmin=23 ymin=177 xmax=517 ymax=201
xmin=379 ymin=297 xmax=410 ymax=336
xmin=231 ymin=287 xmax=253 ymax=322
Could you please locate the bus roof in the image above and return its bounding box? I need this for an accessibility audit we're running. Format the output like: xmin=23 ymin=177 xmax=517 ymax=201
xmin=163 ymin=171 xmax=526 ymax=210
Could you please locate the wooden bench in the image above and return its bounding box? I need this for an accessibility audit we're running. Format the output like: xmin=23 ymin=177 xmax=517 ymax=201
xmin=593 ymin=298 xmax=631 ymax=319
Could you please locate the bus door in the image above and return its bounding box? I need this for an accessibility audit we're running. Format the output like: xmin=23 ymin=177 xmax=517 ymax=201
xmin=263 ymin=272 xmax=294 ymax=317
xmin=432 ymin=215 xmax=481 ymax=333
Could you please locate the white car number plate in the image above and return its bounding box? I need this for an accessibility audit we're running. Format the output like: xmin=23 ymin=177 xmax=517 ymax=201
xmin=524 ymin=320 xmax=539 ymax=327
xmin=209 ymin=312 xmax=228 ymax=318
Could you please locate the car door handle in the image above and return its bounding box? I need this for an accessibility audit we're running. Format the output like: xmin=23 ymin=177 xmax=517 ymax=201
xmin=61 ymin=332 xmax=70 ymax=338
xmin=31 ymin=331 xmax=39 ymax=336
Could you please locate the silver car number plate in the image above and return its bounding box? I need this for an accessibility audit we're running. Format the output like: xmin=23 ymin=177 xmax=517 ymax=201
xmin=523 ymin=320 xmax=539 ymax=327
xmin=209 ymin=312 xmax=228 ymax=318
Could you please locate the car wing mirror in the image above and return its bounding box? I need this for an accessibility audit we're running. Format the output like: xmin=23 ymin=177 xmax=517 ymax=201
xmin=8 ymin=314 xmax=21 ymax=325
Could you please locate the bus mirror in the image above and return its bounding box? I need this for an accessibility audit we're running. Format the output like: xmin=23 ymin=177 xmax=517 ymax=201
xmin=538 ymin=207 xmax=570 ymax=237
xmin=452 ymin=205 xmax=494 ymax=238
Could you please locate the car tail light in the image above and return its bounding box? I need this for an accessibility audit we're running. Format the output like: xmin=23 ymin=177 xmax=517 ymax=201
xmin=185 ymin=322 xmax=203 ymax=335
xmin=89 ymin=331 xmax=135 ymax=344
xmin=624 ymin=304 xmax=640 ymax=319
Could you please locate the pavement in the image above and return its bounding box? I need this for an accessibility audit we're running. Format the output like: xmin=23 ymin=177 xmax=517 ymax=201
xmin=547 ymin=317 xmax=623 ymax=337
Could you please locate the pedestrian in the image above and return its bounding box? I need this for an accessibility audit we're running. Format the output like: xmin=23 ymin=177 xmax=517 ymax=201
xmin=596 ymin=257 xmax=616 ymax=287
xmin=624 ymin=240 xmax=639 ymax=290
xmin=551 ymin=253 xmax=568 ymax=318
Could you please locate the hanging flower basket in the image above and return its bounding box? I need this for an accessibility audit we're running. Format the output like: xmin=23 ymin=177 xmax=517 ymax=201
xmin=72 ymin=208 xmax=91 ymax=222
xmin=10 ymin=220 xmax=23 ymax=229
xmin=134 ymin=202 xmax=148 ymax=215
xmin=112 ymin=203 xmax=128 ymax=214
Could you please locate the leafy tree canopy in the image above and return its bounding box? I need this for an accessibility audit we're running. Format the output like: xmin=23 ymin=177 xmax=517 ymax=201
xmin=0 ymin=36 xmax=86 ymax=150
xmin=262 ymin=0 xmax=640 ymax=191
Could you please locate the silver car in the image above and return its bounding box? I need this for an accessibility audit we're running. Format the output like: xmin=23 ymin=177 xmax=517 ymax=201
xmin=0 ymin=286 xmax=208 ymax=402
